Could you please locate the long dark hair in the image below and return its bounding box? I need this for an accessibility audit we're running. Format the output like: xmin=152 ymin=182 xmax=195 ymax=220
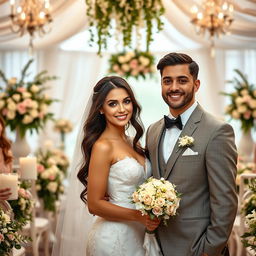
xmin=0 ymin=116 xmax=13 ymax=164
xmin=77 ymin=76 xmax=144 ymax=203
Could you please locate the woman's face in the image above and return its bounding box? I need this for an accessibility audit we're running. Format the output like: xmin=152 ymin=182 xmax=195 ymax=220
xmin=101 ymin=88 xmax=133 ymax=128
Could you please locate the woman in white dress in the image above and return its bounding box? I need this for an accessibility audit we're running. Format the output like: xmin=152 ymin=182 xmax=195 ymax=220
xmin=76 ymin=76 xmax=160 ymax=256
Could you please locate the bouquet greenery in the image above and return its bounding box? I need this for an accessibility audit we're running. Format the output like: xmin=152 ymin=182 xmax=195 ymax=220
xmin=0 ymin=59 xmax=57 ymax=138
xmin=109 ymin=51 xmax=155 ymax=79
xmin=0 ymin=207 xmax=29 ymax=255
xmin=222 ymin=69 xmax=256 ymax=132
xmin=35 ymin=148 xmax=66 ymax=212
xmin=85 ymin=0 xmax=164 ymax=54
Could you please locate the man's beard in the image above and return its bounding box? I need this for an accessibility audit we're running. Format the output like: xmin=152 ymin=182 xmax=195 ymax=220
xmin=163 ymin=86 xmax=195 ymax=110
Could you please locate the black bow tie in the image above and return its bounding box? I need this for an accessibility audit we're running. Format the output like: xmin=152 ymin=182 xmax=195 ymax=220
xmin=164 ymin=115 xmax=183 ymax=130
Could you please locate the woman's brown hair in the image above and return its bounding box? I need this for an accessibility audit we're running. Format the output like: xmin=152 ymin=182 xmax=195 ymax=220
xmin=0 ymin=116 xmax=13 ymax=164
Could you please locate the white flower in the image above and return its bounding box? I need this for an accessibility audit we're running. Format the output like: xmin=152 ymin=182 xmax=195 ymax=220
xmin=0 ymin=100 xmax=5 ymax=109
xmin=41 ymin=170 xmax=50 ymax=179
xmin=7 ymin=101 xmax=16 ymax=111
xmin=118 ymin=56 xmax=126 ymax=63
xmin=178 ymin=135 xmax=194 ymax=147
xmin=121 ymin=64 xmax=130 ymax=72
xmin=237 ymin=105 xmax=247 ymax=113
xmin=30 ymin=85 xmax=40 ymax=93
xmin=47 ymin=182 xmax=58 ymax=193
xmin=0 ymin=92 xmax=6 ymax=98
xmin=231 ymin=110 xmax=240 ymax=119
xmin=22 ymin=115 xmax=33 ymax=124
xmin=22 ymin=92 xmax=32 ymax=99
xmin=12 ymin=94 xmax=21 ymax=102
xmin=8 ymin=77 xmax=17 ymax=85
xmin=29 ymin=109 xmax=39 ymax=118
xmin=31 ymin=100 xmax=39 ymax=109
xmin=6 ymin=111 xmax=15 ymax=120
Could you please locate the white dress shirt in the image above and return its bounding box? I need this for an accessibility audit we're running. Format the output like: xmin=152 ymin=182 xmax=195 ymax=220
xmin=162 ymin=102 xmax=198 ymax=163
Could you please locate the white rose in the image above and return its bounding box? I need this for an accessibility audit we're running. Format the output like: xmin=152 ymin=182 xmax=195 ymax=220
xmin=118 ymin=56 xmax=126 ymax=63
xmin=7 ymin=101 xmax=16 ymax=111
xmin=240 ymin=89 xmax=248 ymax=96
xmin=22 ymin=115 xmax=34 ymax=124
xmin=152 ymin=206 xmax=163 ymax=217
xmin=47 ymin=158 xmax=57 ymax=166
xmin=6 ymin=111 xmax=15 ymax=120
xmin=249 ymin=99 xmax=256 ymax=109
xmin=36 ymin=184 xmax=41 ymax=191
xmin=126 ymin=51 xmax=135 ymax=58
xmin=0 ymin=100 xmax=5 ymax=109
xmin=155 ymin=198 xmax=165 ymax=207
xmin=40 ymin=104 xmax=48 ymax=112
xmin=47 ymin=182 xmax=58 ymax=193
xmin=143 ymin=194 xmax=153 ymax=205
xmin=235 ymin=97 xmax=243 ymax=105
xmin=29 ymin=109 xmax=38 ymax=118
xmin=8 ymin=77 xmax=17 ymax=85
xmin=31 ymin=101 xmax=39 ymax=109
xmin=231 ymin=110 xmax=240 ymax=119
xmin=30 ymin=85 xmax=40 ymax=93
xmin=237 ymin=105 xmax=247 ymax=114
xmin=12 ymin=94 xmax=21 ymax=102
xmin=22 ymin=92 xmax=32 ymax=99
xmin=41 ymin=170 xmax=50 ymax=179
xmin=121 ymin=64 xmax=130 ymax=72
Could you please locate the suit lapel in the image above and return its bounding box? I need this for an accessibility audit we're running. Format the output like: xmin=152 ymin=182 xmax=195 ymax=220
xmin=164 ymin=105 xmax=204 ymax=179
xmin=151 ymin=119 xmax=165 ymax=179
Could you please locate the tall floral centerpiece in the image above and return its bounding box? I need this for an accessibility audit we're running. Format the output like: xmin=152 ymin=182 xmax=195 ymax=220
xmin=223 ymin=69 xmax=256 ymax=161
xmin=53 ymin=118 xmax=73 ymax=150
xmin=0 ymin=60 xmax=57 ymax=161
xmin=85 ymin=0 xmax=165 ymax=54
xmin=109 ymin=51 xmax=155 ymax=80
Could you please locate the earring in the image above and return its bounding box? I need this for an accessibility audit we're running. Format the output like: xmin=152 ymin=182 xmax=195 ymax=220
xmin=100 ymin=111 xmax=104 ymax=115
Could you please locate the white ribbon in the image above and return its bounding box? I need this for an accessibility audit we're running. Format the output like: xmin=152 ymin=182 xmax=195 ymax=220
xmin=143 ymin=232 xmax=163 ymax=256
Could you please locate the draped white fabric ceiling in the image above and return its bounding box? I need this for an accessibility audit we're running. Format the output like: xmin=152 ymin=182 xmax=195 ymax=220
xmin=0 ymin=0 xmax=255 ymax=50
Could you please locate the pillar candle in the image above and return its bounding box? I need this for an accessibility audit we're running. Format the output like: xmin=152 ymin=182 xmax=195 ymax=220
xmin=0 ymin=173 xmax=18 ymax=200
xmin=19 ymin=157 xmax=37 ymax=180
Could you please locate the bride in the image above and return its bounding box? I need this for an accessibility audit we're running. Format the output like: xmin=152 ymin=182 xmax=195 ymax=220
xmin=53 ymin=76 xmax=160 ymax=256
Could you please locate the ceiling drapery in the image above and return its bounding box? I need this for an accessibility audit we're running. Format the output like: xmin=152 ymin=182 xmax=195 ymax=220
xmin=0 ymin=0 xmax=255 ymax=50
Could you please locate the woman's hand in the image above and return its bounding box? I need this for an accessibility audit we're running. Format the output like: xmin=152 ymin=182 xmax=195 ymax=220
xmin=0 ymin=188 xmax=12 ymax=200
xmin=139 ymin=214 xmax=161 ymax=231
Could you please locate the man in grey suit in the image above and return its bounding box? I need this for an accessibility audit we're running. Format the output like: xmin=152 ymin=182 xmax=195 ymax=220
xmin=146 ymin=52 xmax=238 ymax=256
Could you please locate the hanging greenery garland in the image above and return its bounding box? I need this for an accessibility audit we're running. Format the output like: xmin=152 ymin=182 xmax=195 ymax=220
xmin=85 ymin=0 xmax=165 ymax=54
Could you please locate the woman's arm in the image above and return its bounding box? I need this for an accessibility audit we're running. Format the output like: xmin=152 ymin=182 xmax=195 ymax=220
xmin=87 ymin=140 xmax=159 ymax=229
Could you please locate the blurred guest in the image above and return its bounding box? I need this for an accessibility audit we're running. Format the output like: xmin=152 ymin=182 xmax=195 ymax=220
xmin=0 ymin=116 xmax=13 ymax=200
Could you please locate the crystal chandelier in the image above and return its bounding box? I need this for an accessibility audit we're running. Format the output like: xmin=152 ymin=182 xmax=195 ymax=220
xmin=9 ymin=0 xmax=52 ymax=49
xmin=190 ymin=0 xmax=234 ymax=56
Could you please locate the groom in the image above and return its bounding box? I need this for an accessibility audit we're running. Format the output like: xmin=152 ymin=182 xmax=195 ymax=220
xmin=146 ymin=52 xmax=238 ymax=256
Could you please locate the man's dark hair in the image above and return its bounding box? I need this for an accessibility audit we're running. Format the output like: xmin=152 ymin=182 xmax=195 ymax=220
xmin=157 ymin=52 xmax=199 ymax=80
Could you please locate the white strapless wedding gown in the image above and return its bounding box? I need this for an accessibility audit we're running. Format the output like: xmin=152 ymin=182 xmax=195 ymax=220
xmin=86 ymin=157 xmax=152 ymax=256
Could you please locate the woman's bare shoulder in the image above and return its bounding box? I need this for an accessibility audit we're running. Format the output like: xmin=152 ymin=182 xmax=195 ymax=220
xmin=92 ymin=138 xmax=114 ymax=155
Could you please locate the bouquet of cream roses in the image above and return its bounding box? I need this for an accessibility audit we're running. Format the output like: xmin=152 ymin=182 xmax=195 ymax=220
xmin=132 ymin=177 xmax=181 ymax=225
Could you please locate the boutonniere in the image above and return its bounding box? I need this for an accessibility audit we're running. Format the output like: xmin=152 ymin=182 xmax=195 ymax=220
xmin=178 ymin=135 xmax=194 ymax=147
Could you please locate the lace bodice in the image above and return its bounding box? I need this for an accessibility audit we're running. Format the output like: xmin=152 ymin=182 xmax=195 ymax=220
xmin=108 ymin=157 xmax=151 ymax=208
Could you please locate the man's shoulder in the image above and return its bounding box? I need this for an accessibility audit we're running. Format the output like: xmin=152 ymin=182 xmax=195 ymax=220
xmin=147 ymin=118 xmax=164 ymax=132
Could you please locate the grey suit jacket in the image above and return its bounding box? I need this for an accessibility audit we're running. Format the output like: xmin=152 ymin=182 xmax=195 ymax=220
xmin=146 ymin=105 xmax=238 ymax=256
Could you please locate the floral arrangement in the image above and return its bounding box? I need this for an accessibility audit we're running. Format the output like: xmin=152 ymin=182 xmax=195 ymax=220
xmin=35 ymin=148 xmax=66 ymax=212
xmin=0 ymin=59 xmax=57 ymax=138
xmin=131 ymin=177 xmax=181 ymax=225
xmin=242 ymin=180 xmax=256 ymax=252
xmin=0 ymin=208 xmax=29 ymax=255
xmin=222 ymin=69 xmax=256 ymax=132
xmin=178 ymin=135 xmax=194 ymax=148
xmin=54 ymin=119 xmax=73 ymax=134
xmin=236 ymin=156 xmax=256 ymax=187
xmin=8 ymin=187 xmax=34 ymax=224
xmin=85 ymin=0 xmax=165 ymax=54
xmin=109 ymin=51 xmax=155 ymax=79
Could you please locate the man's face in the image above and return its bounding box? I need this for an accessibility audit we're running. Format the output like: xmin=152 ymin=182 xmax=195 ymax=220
xmin=161 ymin=64 xmax=200 ymax=116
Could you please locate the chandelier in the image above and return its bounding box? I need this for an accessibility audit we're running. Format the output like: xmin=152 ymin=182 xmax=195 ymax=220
xmin=190 ymin=0 xmax=234 ymax=56
xmin=9 ymin=0 xmax=52 ymax=49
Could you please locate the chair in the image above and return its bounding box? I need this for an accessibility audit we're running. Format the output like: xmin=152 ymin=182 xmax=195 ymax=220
xmin=230 ymin=173 xmax=256 ymax=256
xmin=0 ymin=201 xmax=26 ymax=256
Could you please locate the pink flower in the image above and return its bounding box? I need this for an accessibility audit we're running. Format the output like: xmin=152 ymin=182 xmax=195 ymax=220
xmin=243 ymin=110 xmax=251 ymax=120
xmin=7 ymin=234 xmax=14 ymax=240
xmin=0 ymin=233 xmax=4 ymax=242
xmin=17 ymin=102 xmax=27 ymax=114
xmin=18 ymin=188 xmax=26 ymax=197
xmin=23 ymin=99 xmax=33 ymax=108
xmin=38 ymin=112 xmax=45 ymax=119
xmin=129 ymin=59 xmax=138 ymax=69
xmin=17 ymin=87 xmax=26 ymax=93
xmin=2 ymin=108 xmax=8 ymax=116
xmin=49 ymin=175 xmax=56 ymax=181
xmin=37 ymin=164 xmax=45 ymax=173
